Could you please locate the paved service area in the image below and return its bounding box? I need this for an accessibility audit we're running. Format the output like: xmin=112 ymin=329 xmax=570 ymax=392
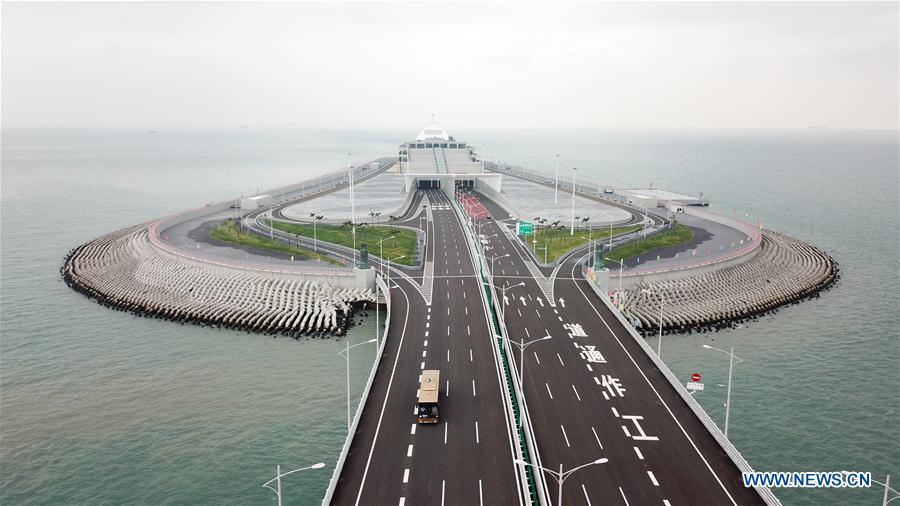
xmin=282 ymin=172 xmax=408 ymax=221
xmin=501 ymin=176 xmax=631 ymax=224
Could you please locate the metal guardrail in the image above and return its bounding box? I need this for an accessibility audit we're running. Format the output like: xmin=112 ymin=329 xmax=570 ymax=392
xmin=451 ymin=194 xmax=543 ymax=506
xmin=321 ymin=275 xmax=392 ymax=505
xmin=580 ymin=267 xmax=781 ymax=505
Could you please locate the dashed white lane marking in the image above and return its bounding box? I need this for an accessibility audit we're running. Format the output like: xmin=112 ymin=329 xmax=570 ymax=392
xmin=648 ymin=470 xmax=659 ymax=487
xmin=424 ymin=340 xmax=429 ymax=347
xmin=426 ymin=322 xmax=430 ymax=328
xmin=612 ymin=407 xmax=620 ymax=418
xmin=407 ymin=444 xmax=413 ymax=457
xmin=591 ymin=426 xmax=603 ymax=449
xmin=425 ymin=331 xmax=429 ymax=337
xmin=399 ymin=498 xmax=405 ymax=506
xmin=535 ymin=309 xmax=542 ymax=318
xmin=663 ymin=500 xmax=672 ymax=506
xmin=467 ymin=325 xmax=470 ymax=336
xmin=445 ymin=380 xmax=450 ymax=397
xmin=622 ymin=425 xmax=632 ymax=437
xmin=557 ymin=353 xmax=565 ymax=366
xmin=475 ymin=421 xmax=480 ymax=444
xmin=581 ymin=484 xmax=592 ymax=506
xmin=403 ymin=468 xmax=410 ymax=483
xmin=603 ymin=391 xmax=610 ymax=400
xmin=478 ymin=479 xmax=484 ymax=506
xmin=634 ymin=446 xmax=644 ymax=460
xmin=447 ymin=326 xmax=450 ymax=335
xmin=427 ymin=314 xmax=431 ymax=320
xmin=463 ymin=291 xmax=466 ymax=299
xmin=410 ymin=424 xmax=416 ymax=435
xmin=517 ymin=308 xmax=522 ymax=317
xmin=533 ymin=351 xmax=540 ymax=365
xmin=557 ymin=316 xmax=563 ymax=321
xmin=545 ymin=382 xmax=554 ymax=399
xmin=441 ymin=480 xmax=446 ymax=506
xmin=594 ymin=376 xmax=601 ymax=385
xmin=447 ymin=349 xmax=450 ymax=362
xmin=619 ymin=487 xmax=630 ymax=506
xmin=469 ymin=349 xmax=473 ymax=362
xmin=422 ymin=350 xmax=427 ymax=358
xmin=465 ymin=306 xmax=468 ymax=315
xmin=524 ymin=327 xmax=530 ymax=337
xmin=560 ymin=424 xmax=571 ymax=447
xmin=420 ymin=361 xmax=425 ymax=370
xmin=472 ymin=379 xmax=477 ymax=397
xmin=572 ymin=384 xmax=582 ymax=401
xmin=444 ymin=422 xmax=448 ymax=444
xmin=586 ymin=364 xmax=593 ymax=372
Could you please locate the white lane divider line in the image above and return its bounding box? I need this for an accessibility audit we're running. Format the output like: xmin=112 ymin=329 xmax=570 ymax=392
xmin=422 ymin=350 xmax=427 ymax=358
xmin=425 ymin=331 xmax=429 ymax=337
xmin=557 ymin=316 xmax=563 ymax=321
xmin=560 ymin=424 xmax=571 ymax=447
xmin=420 ymin=361 xmax=425 ymax=370
xmin=572 ymin=384 xmax=582 ymax=402
xmin=446 ymin=380 xmax=450 ymax=397
xmin=469 ymin=349 xmax=473 ymax=362
xmin=591 ymin=426 xmax=604 ymax=449
xmin=535 ymin=309 xmax=542 ymax=318
xmin=663 ymin=500 xmax=672 ymax=506
xmin=467 ymin=325 xmax=471 ymax=336
xmin=602 ymin=391 xmax=610 ymax=400
xmin=441 ymin=480 xmax=446 ymax=506
xmin=622 ymin=425 xmax=632 ymax=438
xmin=410 ymin=424 xmax=416 ymax=435
xmin=472 ymin=379 xmax=477 ymax=397
xmin=594 ymin=377 xmax=601 ymax=386
xmin=465 ymin=306 xmax=468 ymax=315
xmin=524 ymin=327 xmax=530 ymax=337
xmin=581 ymin=484 xmax=592 ymax=506
xmin=444 ymin=422 xmax=448 ymax=444
xmin=403 ymin=468 xmax=410 ymax=483
xmin=447 ymin=326 xmax=450 ymax=336
xmin=447 ymin=307 xmax=450 ymax=315
xmin=479 ymin=479 xmax=484 ymax=506
xmin=424 ymin=340 xmax=428 ymax=347
xmin=619 ymin=487 xmax=630 ymax=506
xmin=545 ymin=382 xmax=554 ymax=399
xmin=647 ymin=470 xmax=659 ymax=487
xmin=407 ymin=444 xmax=413 ymax=457
xmin=475 ymin=421 xmax=480 ymax=444
xmin=533 ymin=351 xmax=540 ymax=365
xmin=612 ymin=407 xmax=620 ymax=418
xmin=586 ymin=364 xmax=593 ymax=372
xmin=447 ymin=349 xmax=450 ymax=362
xmin=557 ymin=353 xmax=565 ymax=366
xmin=399 ymin=498 xmax=405 ymax=506
xmin=634 ymin=446 xmax=644 ymax=460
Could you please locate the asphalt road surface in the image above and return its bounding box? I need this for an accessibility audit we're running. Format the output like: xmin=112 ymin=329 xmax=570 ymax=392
xmin=331 ymin=189 xmax=525 ymax=506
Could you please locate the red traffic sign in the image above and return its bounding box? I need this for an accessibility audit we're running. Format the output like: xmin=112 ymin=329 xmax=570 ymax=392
xmin=691 ymin=373 xmax=702 ymax=382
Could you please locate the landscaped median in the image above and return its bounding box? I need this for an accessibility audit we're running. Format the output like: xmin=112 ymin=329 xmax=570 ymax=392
xmin=525 ymin=224 xmax=642 ymax=263
xmin=210 ymin=220 xmax=342 ymax=264
xmin=265 ymin=220 xmax=418 ymax=266
xmin=604 ymin=223 xmax=694 ymax=263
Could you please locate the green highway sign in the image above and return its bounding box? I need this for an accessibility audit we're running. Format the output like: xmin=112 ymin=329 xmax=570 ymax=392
xmin=517 ymin=221 xmax=534 ymax=235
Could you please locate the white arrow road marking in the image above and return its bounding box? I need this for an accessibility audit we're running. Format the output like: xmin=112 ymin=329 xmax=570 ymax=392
xmin=558 ymin=297 xmax=566 ymax=307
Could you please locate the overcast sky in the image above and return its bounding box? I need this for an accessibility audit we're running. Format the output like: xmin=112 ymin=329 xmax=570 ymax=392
xmin=2 ymin=2 xmax=897 ymax=130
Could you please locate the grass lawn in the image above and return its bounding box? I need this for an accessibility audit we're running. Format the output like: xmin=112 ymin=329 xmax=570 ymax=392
xmin=266 ymin=220 xmax=417 ymax=266
xmin=527 ymin=225 xmax=642 ymax=263
xmin=603 ymin=223 xmax=695 ymax=263
xmin=210 ymin=220 xmax=342 ymax=265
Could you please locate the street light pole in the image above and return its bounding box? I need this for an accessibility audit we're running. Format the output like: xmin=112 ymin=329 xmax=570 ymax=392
xmin=701 ymin=344 xmax=744 ymax=437
xmin=339 ymin=338 xmax=378 ymax=433
xmin=503 ymin=335 xmax=551 ymax=427
xmin=570 ymin=167 xmax=577 ymax=235
xmin=554 ymin=153 xmax=559 ymax=206
xmin=262 ymin=462 xmax=326 ymax=506
xmin=604 ymin=257 xmax=625 ymax=299
xmin=514 ymin=457 xmax=608 ymax=506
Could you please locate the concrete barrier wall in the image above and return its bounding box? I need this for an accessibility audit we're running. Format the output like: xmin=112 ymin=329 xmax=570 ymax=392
xmin=322 ymin=274 xmax=392 ymax=505
xmin=580 ymin=271 xmax=781 ymax=505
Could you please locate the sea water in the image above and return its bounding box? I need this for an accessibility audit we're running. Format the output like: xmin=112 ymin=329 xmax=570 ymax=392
xmin=2 ymin=127 xmax=897 ymax=505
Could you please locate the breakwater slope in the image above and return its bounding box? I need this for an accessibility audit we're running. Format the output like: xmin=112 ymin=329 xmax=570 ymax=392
xmin=62 ymin=223 xmax=374 ymax=337
xmin=621 ymin=230 xmax=839 ymax=333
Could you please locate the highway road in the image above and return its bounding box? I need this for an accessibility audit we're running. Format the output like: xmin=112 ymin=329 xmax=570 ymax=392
xmin=330 ymin=189 xmax=525 ymax=506
xmin=467 ymin=190 xmax=769 ymax=506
